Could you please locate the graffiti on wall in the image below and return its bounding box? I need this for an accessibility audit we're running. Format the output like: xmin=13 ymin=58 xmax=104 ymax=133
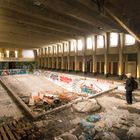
xmin=33 ymin=70 xmax=116 ymax=96
xmin=50 ymin=73 xmax=59 ymax=81
xmin=80 ymin=84 xmax=97 ymax=94
xmin=60 ymin=76 xmax=72 ymax=83
xmin=0 ymin=69 xmax=32 ymax=76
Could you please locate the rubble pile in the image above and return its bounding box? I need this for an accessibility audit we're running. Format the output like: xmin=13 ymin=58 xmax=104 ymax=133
xmin=54 ymin=101 xmax=140 ymax=140
xmin=21 ymin=91 xmax=78 ymax=114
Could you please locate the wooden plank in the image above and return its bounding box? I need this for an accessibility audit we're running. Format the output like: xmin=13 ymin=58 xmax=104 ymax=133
xmin=3 ymin=125 xmax=16 ymax=140
xmin=0 ymin=127 xmax=9 ymax=140
xmin=18 ymin=121 xmax=32 ymax=136
xmin=12 ymin=121 xmax=20 ymax=130
xmin=8 ymin=123 xmax=21 ymax=140
xmin=0 ymin=134 xmax=3 ymax=140
xmin=15 ymin=121 xmax=26 ymax=137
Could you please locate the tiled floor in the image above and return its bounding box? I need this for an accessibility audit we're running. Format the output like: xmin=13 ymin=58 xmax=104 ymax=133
xmin=1 ymin=75 xmax=67 ymax=97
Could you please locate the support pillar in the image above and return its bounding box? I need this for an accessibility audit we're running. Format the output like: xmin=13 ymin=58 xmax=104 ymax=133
xmin=56 ymin=57 xmax=59 ymax=70
xmin=40 ymin=57 xmax=43 ymax=69
xmin=68 ymin=41 xmax=70 ymax=71
xmin=82 ymin=37 xmax=86 ymax=74
xmin=137 ymin=43 xmax=140 ymax=81
xmin=118 ymin=33 xmax=124 ymax=79
xmin=46 ymin=57 xmax=48 ymax=69
xmin=37 ymin=57 xmax=41 ymax=68
xmin=56 ymin=45 xmax=59 ymax=70
xmin=104 ymin=33 xmax=109 ymax=77
xmin=99 ymin=62 xmax=102 ymax=73
xmin=47 ymin=57 xmax=50 ymax=69
xmin=92 ymin=36 xmax=97 ymax=75
xmin=111 ymin=62 xmax=113 ymax=75
xmin=61 ymin=43 xmax=64 ymax=71
xmin=75 ymin=40 xmax=78 ymax=72
xmin=51 ymin=57 xmax=54 ymax=69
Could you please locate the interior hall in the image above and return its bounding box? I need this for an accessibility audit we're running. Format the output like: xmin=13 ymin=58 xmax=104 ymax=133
xmin=0 ymin=0 xmax=140 ymax=140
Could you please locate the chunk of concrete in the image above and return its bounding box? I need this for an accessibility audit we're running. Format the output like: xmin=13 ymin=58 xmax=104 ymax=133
xmin=73 ymin=99 xmax=101 ymax=113
xmin=60 ymin=133 xmax=78 ymax=140
xmin=94 ymin=132 xmax=120 ymax=140
xmin=127 ymin=126 xmax=140 ymax=139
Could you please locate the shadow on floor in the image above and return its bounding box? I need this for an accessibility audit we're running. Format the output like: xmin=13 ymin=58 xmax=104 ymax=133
xmin=118 ymin=106 xmax=140 ymax=115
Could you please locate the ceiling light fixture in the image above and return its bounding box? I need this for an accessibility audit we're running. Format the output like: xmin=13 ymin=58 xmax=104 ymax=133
xmin=33 ymin=0 xmax=41 ymax=6
xmin=98 ymin=27 xmax=103 ymax=30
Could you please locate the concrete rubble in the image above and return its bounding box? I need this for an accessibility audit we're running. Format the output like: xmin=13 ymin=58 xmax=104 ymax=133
xmin=72 ymin=99 xmax=101 ymax=113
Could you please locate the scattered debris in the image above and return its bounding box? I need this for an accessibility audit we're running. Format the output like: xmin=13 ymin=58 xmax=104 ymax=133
xmin=86 ymin=115 xmax=101 ymax=122
xmin=94 ymin=132 xmax=120 ymax=140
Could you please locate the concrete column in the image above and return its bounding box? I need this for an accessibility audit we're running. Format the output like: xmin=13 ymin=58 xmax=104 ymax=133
xmin=47 ymin=57 xmax=50 ymax=68
xmin=45 ymin=53 xmax=48 ymax=69
xmin=36 ymin=57 xmax=40 ymax=69
xmin=38 ymin=57 xmax=40 ymax=68
xmin=75 ymin=40 xmax=78 ymax=72
xmin=118 ymin=33 xmax=124 ymax=79
xmin=104 ymin=33 xmax=109 ymax=77
xmin=41 ymin=48 xmax=43 ymax=68
xmin=68 ymin=41 xmax=70 ymax=71
xmin=56 ymin=57 xmax=59 ymax=69
xmin=40 ymin=57 xmax=43 ymax=68
xmin=82 ymin=37 xmax=86 ymax=74
xmin=51 ymin=46 xmax=54 ymax=69
xmin=137 ymin=43 xmax=140 ymax=80
xmin=111 ymin=62 xmax=113 ymax=75
xmin=50 ymin=57 xmax=53 ymax=69
xmin=44 ymin=57 xmax=46 ymax=68
xmin=92 ymin=36 xmax=97 ymax=75
xmin=99 ymin=62 xmax=102 ymax=73
xmin=61 ymin=43 xmax=64 ymax=70
xmin=51 ymin=56 xmax=54 ymax=69
xmin=39 ymin=48 xmax=42 ymax=68
xmin=45 ymin=48 xmax=48 ymax=68
xmin=55 ymin=45 xmax=58 ymax=70
xmin=42 ymin=57 xmax=44 ymax=68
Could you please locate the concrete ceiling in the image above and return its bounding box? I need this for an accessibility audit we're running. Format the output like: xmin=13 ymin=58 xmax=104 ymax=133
xmin=0 ymin=0 xmax=139 ymax=49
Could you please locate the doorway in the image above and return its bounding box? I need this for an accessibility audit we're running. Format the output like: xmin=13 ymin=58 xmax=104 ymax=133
xmin=113 ymin=62 xmax=118 ymax=75
xmin=9 ymin=62 xmax=16 ymax=69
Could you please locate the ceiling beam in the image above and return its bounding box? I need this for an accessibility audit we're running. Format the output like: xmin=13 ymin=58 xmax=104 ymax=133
xmin=104 ymin=7 xmax=140 ymax=44
xmin=0 ymin=9 xmax=90 ymax=36
xmin=0 ymin=0 xmax=94 ymax=32
xmin=40 ymin=0 xmax=120 ymax=31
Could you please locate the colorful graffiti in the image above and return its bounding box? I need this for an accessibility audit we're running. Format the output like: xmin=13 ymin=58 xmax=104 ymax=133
xmin=80 ymin=84 xmax=98 ymax=94
xmin=33 ymin=70 xmax=116 ymax=96
xmin=60 ymin=76 xmax=72 ymax=83
xmin=50 ymin=73 xmax=59 ymax=81
xmin=0 ymin=69 xmax=32 ymax=76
